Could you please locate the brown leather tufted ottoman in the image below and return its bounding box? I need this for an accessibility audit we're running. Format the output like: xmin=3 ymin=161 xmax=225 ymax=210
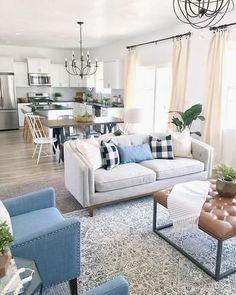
xmin=153 ymin=189 xmax=236 ymax=281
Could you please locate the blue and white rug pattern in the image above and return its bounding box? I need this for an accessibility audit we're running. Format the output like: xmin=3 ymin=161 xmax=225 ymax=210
xmin=45 ymin=197 xmax=236 ymax=295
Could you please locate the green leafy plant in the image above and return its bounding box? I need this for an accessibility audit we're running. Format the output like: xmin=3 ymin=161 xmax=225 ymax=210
xmin=169 ymin=104 xmax=205 ymax=136
xmin=0 ymin=222 xmax=13 ymax=255
xmin=54 ymin=92 xmax=62 ymax=98
xmin=217 ymin=164 xmax=236 ymax=182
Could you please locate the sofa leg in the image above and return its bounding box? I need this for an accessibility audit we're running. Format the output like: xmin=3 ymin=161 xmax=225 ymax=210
xmin=88 ymin=206 xmax=95 ymax=217
xmin=69 ymin=278 xmax=78 ymax=295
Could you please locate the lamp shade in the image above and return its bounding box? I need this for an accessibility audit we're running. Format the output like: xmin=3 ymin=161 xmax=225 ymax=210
xmin=123 ymin=108 xmax=143 ymax=123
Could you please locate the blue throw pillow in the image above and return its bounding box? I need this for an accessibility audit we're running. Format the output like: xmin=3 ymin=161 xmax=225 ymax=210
xmin=117 ymin=143 xmax=153 ymax=164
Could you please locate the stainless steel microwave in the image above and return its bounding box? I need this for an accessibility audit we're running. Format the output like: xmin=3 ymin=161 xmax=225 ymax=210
xmin=28 ymin=73 xmax=52 ymax=86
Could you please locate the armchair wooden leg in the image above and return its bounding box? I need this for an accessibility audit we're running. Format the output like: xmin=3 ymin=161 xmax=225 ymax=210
xmin=88 ymin=206 xmax=95 ymax=217
xmin=69 ymin=278 xmax=78 ymax=295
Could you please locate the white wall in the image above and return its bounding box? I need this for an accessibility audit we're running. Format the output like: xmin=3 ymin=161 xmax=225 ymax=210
xmin=0 ymin=44 xmax=77 ymax=63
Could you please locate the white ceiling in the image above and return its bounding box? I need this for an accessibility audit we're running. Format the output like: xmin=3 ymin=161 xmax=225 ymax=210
xmin=0 ymin=0 xmax=178 ymax=49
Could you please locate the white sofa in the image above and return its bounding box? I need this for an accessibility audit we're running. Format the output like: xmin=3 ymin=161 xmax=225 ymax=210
xmin=64 ymin=133 xmax=213 ymax=216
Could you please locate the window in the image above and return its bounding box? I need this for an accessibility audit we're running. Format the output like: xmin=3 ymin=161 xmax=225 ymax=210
xmin=135 ymin=64 xmax=171 ymax=133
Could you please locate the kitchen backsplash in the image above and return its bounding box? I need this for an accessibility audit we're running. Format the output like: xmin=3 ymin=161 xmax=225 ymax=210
xmin=16 ymin=86 xmax=124 ymax=103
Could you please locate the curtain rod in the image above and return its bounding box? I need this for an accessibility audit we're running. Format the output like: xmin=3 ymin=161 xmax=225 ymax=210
xmin=209 ymin=22 xmax=236 ymax=31
xmin=126 ymin=32 xmax=191 ymax=50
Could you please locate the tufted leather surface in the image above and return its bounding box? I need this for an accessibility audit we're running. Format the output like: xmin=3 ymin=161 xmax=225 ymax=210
xmin=154 ymin=189 xmax=236 ymax=240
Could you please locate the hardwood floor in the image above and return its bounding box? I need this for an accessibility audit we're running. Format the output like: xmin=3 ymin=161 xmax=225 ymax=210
xmin=0 ymin=129 xmax=63 ymax=187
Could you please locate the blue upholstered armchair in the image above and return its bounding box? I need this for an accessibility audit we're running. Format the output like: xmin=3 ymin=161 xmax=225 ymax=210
xmin=3 ymin=188 xmax=129 ymax=295
xmin=84 ymin=276 xmax=129 ymax=295
xmin=3 ymin=188 xmax=80 ymax=294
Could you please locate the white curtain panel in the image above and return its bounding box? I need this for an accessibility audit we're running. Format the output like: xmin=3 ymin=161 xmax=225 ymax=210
xmin=124 ymin=49 xmax=138 ymax=108
xmin=203 ymin=30 xmax=228 ymax=166
xmin=169 ymin=36 xmax=190 ymax=113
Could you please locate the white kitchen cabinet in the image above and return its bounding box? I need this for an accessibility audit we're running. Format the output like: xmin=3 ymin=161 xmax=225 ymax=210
xmin=101 ymin=107 xmax=108 ymax=117
xmin=27 ymin=58 xmax=51 ymax=73
xmin=69 ymin=75 xmax=86 ymax=88
xmin=103 ymin=60 xmax=123 ymax=89
xmin=14 ymin=62 xmax=29 ymax=87
xmin=0 ymin=57 xmax=14 ymax=72
xmin=107 ymin=107 xmax=124 ymax=118
xmin=17 ymin=103 xmax=29 ymax=127
xmin=51 ymin=64 xmax=69 ymax=87
xmin=86 ymin=73 xmax=95 ymax=88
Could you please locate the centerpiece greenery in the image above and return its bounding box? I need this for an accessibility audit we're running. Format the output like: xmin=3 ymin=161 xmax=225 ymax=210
xmin=0 ymin=222 xmax=13 ymax=277
xmin=216 ymin=164 xmax=236 ymax=198
xmin=169 ymin=103 xmax=205 ymax=136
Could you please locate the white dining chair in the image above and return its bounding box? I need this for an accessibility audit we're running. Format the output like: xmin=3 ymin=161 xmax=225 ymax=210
xmin=26 ymin=114 xmax=58 ymax=165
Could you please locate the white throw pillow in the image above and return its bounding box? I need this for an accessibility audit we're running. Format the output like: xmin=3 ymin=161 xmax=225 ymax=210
xmin=0 ymin=201 xmax=13 ymax=234
xmin=170 ymin=130 xmax=192 ymax=158
xmin=74 ymin=137 xmax=103 ymax=170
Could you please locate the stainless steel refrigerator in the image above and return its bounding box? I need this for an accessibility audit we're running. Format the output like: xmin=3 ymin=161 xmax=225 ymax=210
xmin=0 ymin=73 xmax=19 ymax=130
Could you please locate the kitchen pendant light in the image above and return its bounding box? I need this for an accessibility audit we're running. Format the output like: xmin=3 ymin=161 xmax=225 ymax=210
xmin=65 ymin=22 xmax=98 ymax=79
xmin=173 ymin=0 xmax=235 ymax=29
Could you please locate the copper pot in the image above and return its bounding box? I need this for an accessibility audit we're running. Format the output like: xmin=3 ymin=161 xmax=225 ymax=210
xmin=216 ymin=179 xmax=236 ymax=198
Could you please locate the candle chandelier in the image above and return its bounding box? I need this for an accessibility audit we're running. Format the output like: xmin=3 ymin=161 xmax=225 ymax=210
xmin=65 ymin=22 xmax=98 ymax=79
xmin=173 ymin=0 xmax=235 ymax=29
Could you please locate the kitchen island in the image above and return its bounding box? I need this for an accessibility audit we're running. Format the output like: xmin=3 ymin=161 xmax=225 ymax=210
xmin=35 ymin=104 xmax=73 ymax=120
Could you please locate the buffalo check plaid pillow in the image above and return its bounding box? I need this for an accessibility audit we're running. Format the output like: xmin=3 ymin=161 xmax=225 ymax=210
xmin=149 ymin=135 xmax=174 ymax=159
xmin=101 ymin=141 xmax=120 ymax=170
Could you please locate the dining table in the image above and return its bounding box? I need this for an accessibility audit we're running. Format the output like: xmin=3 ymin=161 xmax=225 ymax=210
xmin=42 ymin=116 xmax=124 ymax=142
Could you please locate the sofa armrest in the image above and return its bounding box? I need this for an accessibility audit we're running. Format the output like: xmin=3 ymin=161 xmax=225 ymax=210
xmin=64 ymin=141 xmax=95 ymax=207
xmin=12 ymin=217 xmax=80 ymax=288
xmin=84 ymin=276 xmax=129 ymax=295
xmin=191 ymin=138 xmax=214 ymax=177
xmin=3 ymin=187 xmax=56 ymax=217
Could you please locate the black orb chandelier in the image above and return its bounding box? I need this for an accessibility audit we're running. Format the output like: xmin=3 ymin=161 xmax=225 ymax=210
xmin=65 ymin=22 xmax=98 ymax=79
xmin=173 ymin=0 xmax=235 ymax=29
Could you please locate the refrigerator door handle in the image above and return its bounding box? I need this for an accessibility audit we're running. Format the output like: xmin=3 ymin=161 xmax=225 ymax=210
xmin=0 ymin=78 xmax=3 ymax=107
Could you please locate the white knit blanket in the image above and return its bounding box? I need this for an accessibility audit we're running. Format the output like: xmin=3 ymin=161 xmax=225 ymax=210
xmin=167 ymin=181 xmax=211 ymax=231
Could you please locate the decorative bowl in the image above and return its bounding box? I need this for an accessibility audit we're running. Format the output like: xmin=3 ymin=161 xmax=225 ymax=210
xmin=76 ymin=115 xmax=95 ymax=123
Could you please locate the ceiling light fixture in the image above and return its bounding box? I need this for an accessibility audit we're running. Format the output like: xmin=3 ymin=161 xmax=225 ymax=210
xmin=173 ymin=0 xmax=235 ymax=29
xmin=64 ymin=22 xmax=98 ymax=79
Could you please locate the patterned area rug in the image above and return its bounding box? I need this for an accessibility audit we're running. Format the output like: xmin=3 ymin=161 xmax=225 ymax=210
xmin=45 ymin=198 xmax=236 ymax=295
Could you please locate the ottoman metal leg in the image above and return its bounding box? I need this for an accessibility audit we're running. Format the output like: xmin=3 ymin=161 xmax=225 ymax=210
xmin=153 ymin=201 xmax=236 ymax=281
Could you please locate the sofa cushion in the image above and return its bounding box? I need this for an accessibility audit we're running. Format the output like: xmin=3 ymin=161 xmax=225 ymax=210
xmin=117 ymin=143 xmax=153 ymax=164
xmin=73 ymin=137 xmax=103 ymax=170
xmin=140 ymin=158 xmax=204 ymax=180
xmin=149 ymin=135 xmax=174 ymax=159
xmin=11 ymin=207 xmax=64 ymax=243
xmin=95 ymin=163 xmax=156 ymax=192
xmin=169 ymin=130 xmax=192 ymax=158
xmin=101 ymin=141 xmax=120 ymax=170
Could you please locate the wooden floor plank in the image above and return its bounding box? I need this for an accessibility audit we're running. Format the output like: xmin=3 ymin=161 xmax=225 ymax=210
xmin=0 ymin=129 xmax=63 ymax=187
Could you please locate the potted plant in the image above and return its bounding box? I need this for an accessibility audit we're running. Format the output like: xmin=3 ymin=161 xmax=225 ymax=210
xmin=53 ymin=92 xmax=62 ymax=101
xmin=216 ymin=164 xmax=236 ymax=198
xmin=169 ymin=103 xmax=205 ymax=136
xmin=0 ymin=222 xmax=13 ymax=277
